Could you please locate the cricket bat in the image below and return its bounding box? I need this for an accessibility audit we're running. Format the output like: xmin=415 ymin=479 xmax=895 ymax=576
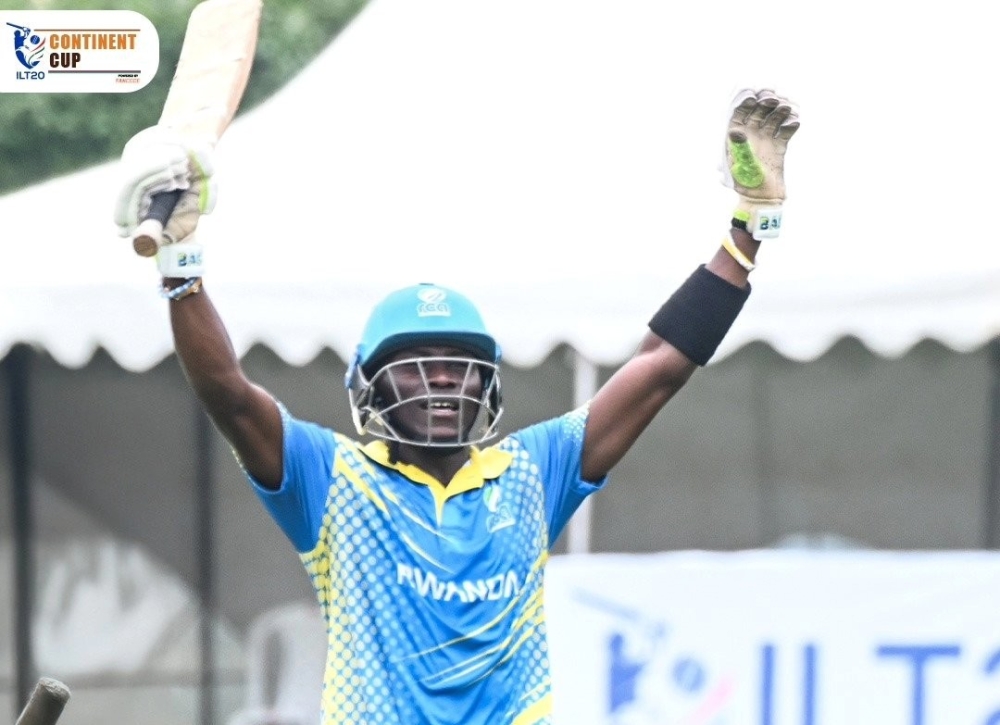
xmin=131 ymin=0 xmax=263 ymax=257
xmin=15 ymin=678 xmax=71 ymax=725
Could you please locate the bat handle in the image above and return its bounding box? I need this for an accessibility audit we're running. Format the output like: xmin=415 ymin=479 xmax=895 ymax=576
xmin=16 ymin=677 xmax=71 ymax=725
xmin=131 ymin=189 xmax=183 ymax=257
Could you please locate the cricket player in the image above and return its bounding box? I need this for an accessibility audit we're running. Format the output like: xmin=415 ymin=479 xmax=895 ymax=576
xmin=113 ymin=88 xmax=798 ymax=724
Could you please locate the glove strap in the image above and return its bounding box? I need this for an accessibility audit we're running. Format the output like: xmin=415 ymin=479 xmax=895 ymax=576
xmin=156 ymin=240 xmax=204 ymax=277
xmin=734 ymin=204 xmax=783 ymax=241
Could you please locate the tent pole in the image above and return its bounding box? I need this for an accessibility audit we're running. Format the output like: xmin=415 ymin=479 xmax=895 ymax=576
xmin=6 ymin=345 xmax=35 ymax=717
xmin=983 ymin=338 xmax=1000 ymax=549
xmin=751 ymin=356 xmax=778 ymax=546
xmin=566 ymin=351 xmax=598 ymax=555
xmin=196 ymin=405 xmax=216 ymax=725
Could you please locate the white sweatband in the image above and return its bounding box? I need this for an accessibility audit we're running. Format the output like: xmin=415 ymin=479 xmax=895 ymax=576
xmin=156 ymin=240 xmax=204 ymax=278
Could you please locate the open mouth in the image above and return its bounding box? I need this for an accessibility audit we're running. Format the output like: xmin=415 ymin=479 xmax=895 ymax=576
xmin=421 ymin=400 xmax=460 ymax=415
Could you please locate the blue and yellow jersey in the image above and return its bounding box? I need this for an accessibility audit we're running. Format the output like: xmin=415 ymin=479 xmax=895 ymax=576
xmin=249 ymin=404 xmax=606 ymax=725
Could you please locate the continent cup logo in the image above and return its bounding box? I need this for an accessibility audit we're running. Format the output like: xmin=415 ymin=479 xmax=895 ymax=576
xmin=0 ymin=11 xmax=159 ymax=92
xmin=9 ymin=23 xmax=45 ymax=69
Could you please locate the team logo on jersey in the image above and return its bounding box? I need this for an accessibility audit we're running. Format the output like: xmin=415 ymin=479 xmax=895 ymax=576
xmin=484 ymin=484 xmax=515 ymax=533
xmin=416 ymin=287 xmax=451 ymax=317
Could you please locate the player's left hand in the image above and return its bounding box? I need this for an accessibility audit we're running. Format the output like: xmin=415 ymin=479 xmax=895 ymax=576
xmin=113 ymin=125 xmax=218 ymax=246
xmin=721 ymin=88 xmax=799 ymax=239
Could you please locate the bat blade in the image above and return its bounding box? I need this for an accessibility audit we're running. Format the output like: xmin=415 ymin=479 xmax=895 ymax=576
xmin=15 ymin=678 xmax=71 ymax=725
xmin=159 ymin=0 xmax=262 ymax=143
xmin=132 ymin=0 xmax=263 ymax=257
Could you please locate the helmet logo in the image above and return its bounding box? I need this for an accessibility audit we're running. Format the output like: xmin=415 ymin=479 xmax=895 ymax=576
xmin=416 ymin=288 xmax=451 ymax=317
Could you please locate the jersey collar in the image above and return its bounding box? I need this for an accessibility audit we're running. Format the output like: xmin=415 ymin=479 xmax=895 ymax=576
xmin=360 ymin=440 xmax=514 ymax=518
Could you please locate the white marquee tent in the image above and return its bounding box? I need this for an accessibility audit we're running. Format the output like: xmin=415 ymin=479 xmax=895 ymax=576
xmin=2 ymin=0 xmax=998 ymax=370
xmin=1 ymin=1 xmax=999 ymax=722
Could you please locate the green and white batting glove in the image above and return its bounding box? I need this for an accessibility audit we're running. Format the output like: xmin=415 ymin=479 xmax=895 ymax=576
xmin=113 ymin=125 xmax=217 ymax=277
xmin=722 ymin=89 xmax=799 ymax=240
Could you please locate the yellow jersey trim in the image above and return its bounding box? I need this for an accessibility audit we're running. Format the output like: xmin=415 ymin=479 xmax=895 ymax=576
xmin=360 ymin=440 xmax=514 ymax=522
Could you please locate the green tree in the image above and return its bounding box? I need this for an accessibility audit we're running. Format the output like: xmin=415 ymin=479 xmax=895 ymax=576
xmin=0 ymin=0 xmax=368 ymax=194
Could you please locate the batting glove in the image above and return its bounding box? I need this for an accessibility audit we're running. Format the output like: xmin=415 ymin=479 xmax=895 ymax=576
xmin=113 ymin=125 xmax=217 ymax=276
xmin=721 ymin=89 xmax=799 ymax=240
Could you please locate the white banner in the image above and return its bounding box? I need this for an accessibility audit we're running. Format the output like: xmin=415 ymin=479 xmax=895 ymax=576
xmin=545 ymin=551 xmax=1000 ymax=725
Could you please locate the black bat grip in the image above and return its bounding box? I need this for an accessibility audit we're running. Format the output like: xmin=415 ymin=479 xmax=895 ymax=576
xmin=131 ymin=188 xmax=183 ymax=257
xmin=147 ymin=188 xmax=183 ymax=226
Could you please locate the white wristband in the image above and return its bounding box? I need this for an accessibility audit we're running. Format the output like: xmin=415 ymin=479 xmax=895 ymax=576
xmin=156 ymin=240 xmax=204 ymax=277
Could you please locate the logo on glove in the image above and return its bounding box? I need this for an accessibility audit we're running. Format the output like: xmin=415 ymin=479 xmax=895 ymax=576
xmin=177 ymin=250 xmax=203 ymax=268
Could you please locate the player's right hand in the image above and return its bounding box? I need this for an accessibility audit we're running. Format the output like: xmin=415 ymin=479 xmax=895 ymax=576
xmin=113 ymin=125 xmax=218 ymax=246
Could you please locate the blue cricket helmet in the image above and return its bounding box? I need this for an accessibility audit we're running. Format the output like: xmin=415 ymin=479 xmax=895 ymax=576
xmin=351 ymin=283 xmax=501 ymax=375
xmin=344 ymin=283 xmax=505 ymax=446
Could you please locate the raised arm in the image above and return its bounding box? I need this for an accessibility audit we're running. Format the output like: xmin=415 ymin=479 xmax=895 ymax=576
xmin=165 ymin=282 xmax=284 ymax=488
xmin=114 ymin=127 xmax=284 ymax=488
xmin=581 ymin=89 xmax=799 ymax=482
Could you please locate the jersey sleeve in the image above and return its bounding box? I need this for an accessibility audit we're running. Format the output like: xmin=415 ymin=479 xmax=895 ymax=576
xmin=509 ymin=404 xmax=608 ymax=546
xmin=244 ymin=403 xmax=336 ymax=553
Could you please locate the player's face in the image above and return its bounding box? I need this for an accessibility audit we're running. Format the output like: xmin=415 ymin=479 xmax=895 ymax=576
xmin=375 ymin=345 xmax=486 ymax=444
